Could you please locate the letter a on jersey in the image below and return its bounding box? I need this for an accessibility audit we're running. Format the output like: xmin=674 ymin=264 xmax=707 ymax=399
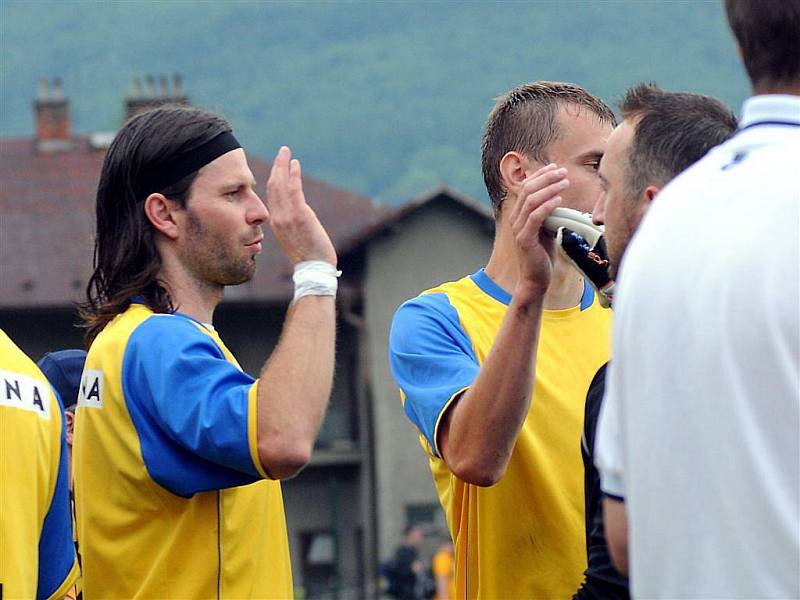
xmin=78 ymin=369 xmax=104 ymax=409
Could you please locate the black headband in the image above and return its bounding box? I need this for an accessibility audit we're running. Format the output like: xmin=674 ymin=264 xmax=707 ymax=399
xmin=143 ymin=130 xmax=241 ymax=194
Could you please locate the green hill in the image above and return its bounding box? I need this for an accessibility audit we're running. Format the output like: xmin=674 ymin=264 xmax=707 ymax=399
xmin=0 ymin=0 xmax=748 ymax=204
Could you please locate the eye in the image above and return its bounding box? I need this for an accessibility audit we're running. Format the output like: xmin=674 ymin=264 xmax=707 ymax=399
xmin=586 ymin=160 xmax=600 ymax=172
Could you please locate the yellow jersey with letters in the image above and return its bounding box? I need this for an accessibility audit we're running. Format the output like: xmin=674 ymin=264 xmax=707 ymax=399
xmin=73 ymin=303 xmax=292 ymax=598
xmin=0 ymin=330 xmax=79 ymax=600
xmin=389 ymin=270 xmax=611 ymax=599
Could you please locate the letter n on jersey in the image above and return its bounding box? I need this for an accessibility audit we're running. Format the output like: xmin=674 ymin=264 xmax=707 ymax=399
xmin=0 ymin=369 xmax=51 ymax=418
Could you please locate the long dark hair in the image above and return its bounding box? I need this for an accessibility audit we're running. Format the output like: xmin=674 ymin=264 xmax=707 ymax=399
xmin=80 ymin=105 xmax=232 ymax=346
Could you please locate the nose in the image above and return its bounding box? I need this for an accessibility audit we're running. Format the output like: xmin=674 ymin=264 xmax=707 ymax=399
xmin=246 ymin=189 xmax=269 ymax=226
xmin=592 ymin=192 xmax=606 ymax=226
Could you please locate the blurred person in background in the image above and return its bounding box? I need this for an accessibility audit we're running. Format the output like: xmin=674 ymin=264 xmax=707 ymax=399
xmin=383 ymin=524 xmax=424 ymax=600
xmin=38 ymin=349 xmax=87 ymax=488
xmin=431 ymin=539 xmax=454 ymax=600
xmin=38 ymin=348 xmax=88 ymax=600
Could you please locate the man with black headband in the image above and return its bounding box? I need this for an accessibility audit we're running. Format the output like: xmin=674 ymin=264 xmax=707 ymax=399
xmin=74 ymin=106 xmax=338 ymax=597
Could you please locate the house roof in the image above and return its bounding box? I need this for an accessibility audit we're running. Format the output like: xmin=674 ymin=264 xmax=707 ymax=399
xmin=337 ymin=183 xmax=493 ymax=257
xmin=0 ymin=135 xmax=389 ymax=308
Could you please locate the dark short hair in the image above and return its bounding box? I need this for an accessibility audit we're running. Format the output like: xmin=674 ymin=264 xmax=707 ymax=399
xmin=619 ymin=83 xmax=738 ymax=196
xmin=481 ymin=81 xmax=616 ymax=218
xmin=725 ymin=0 xmax=800 ymax=90
xmin=81 ymin=105 xmax=233 ymax=345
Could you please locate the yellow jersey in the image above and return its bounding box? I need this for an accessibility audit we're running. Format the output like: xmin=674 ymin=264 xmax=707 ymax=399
xmin=390 ymin=270 xmax=611 ymax=598
xmin=73 ymin=304 xmax=292 ymax=598
xmin=0 ymin=329 xmax=79 ymax=599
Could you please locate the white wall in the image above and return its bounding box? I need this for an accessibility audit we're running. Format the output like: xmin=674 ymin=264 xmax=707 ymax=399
xmin=363 ymin=198 xmax=493 ymax=557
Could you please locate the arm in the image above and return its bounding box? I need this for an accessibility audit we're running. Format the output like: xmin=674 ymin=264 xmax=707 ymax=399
xmin=255 ymin=146 xmax=337 ymax=479
xmin=255 ymin=295 xmax=334 ymax=479
xmin=594 ymin=358 xmax=629 ymax=575
xmin=439 ymin=165 xmax=567 ymax=485
xmin=437 ymin=286 xmax=544 ymax=485
xmin=603 ymin=497 xmax=629 ymax=575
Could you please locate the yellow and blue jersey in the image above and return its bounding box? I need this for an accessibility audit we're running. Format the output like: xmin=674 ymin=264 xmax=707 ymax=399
xmin=73 ymin=303 xmax=292 ymax=598
xmin=389 ymin=270 xmax=611 ymax=599
xmin=0 ymin=329 xmax=79 ymax=600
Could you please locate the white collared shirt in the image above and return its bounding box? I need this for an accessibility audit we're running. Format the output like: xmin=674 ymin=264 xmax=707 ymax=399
xmin=595 ymin=95 xmax=800 ymax=598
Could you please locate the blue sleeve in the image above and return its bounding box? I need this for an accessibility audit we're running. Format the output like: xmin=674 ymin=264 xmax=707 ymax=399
xmin=123 ymin=315 xmax=262 ymax=497
xmin=388 ymin=293 xmax=479 ymax=457
xmin=37 ymin=395 xmax=77 ymax=600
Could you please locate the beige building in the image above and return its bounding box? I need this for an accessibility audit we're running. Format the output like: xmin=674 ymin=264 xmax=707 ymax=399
xmin=0 ymin=79 xmax=493 ymax=598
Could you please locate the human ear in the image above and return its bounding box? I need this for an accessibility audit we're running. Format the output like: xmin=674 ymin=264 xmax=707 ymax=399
xmin=143 ymin=193 xmax=180 ymax=240
xmin=65 ymin=411 xmax=74 ymax=446
xmin=633 ymin=185 xmax=661 ymax=225
xmin=643 ymin=185 xmax=661 ymax=207
xmin=498 ymin=151 xmax=531 ymax=198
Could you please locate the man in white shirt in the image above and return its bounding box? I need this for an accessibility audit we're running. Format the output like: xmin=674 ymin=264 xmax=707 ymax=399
xmin=595 ymin=0 xmax=800 ymax=597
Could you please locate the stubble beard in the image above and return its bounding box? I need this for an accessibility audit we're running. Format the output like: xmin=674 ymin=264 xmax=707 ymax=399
xmin=606 ymin=234 xmax=624 ymax=282
xmin=184 ymin=211 xmax=257 ymax=289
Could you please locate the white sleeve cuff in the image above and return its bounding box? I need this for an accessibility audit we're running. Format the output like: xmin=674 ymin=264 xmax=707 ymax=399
xmin=599 ymin=469 xmax=626 ymax=500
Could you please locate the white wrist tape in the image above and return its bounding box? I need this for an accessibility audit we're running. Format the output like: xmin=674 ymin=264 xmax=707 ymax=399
xmin=292 ymin=260 xmax=341 ymax=303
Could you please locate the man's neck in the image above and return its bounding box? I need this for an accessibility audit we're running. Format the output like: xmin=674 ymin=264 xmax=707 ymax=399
xmin=753 ymin=82 xmax=800 ymax=96
xmin=484 ymin=224 xmax=584 ymax=310
xmin=157 ymin=258 xmax=222 ymax=324
xmin=546 ymin=256 xmax=585 ymax=309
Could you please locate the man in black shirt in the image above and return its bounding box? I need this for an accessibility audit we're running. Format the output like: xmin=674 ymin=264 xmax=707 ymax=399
xmin=387 ymin=525 xmax=424 ymax=600
xmin=575 ymin=364 xmax=629 ymax=599
xmin=572 ymin=84 xmax=737 ymax=599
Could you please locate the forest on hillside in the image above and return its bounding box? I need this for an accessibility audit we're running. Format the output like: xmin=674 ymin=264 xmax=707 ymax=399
xmin=1 ymin=1 xmax=749 ymax=204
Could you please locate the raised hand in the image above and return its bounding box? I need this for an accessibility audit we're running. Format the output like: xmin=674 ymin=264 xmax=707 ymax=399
xmin=507 ymin=163 xmax=568 ymax=295
xmin=265 ymin=146 xmax=337 ymax=266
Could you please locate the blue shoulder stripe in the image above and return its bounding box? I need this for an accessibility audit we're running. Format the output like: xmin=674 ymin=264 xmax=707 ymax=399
xmin=123 ymin=314 xmax=261 ymax=497
xmin=389 ymin=292 xmax=480 ymax=456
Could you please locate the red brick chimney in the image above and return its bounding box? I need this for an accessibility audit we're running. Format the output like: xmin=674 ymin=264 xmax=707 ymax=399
xmin=34 ymin=78 xmax=71 ymax=151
